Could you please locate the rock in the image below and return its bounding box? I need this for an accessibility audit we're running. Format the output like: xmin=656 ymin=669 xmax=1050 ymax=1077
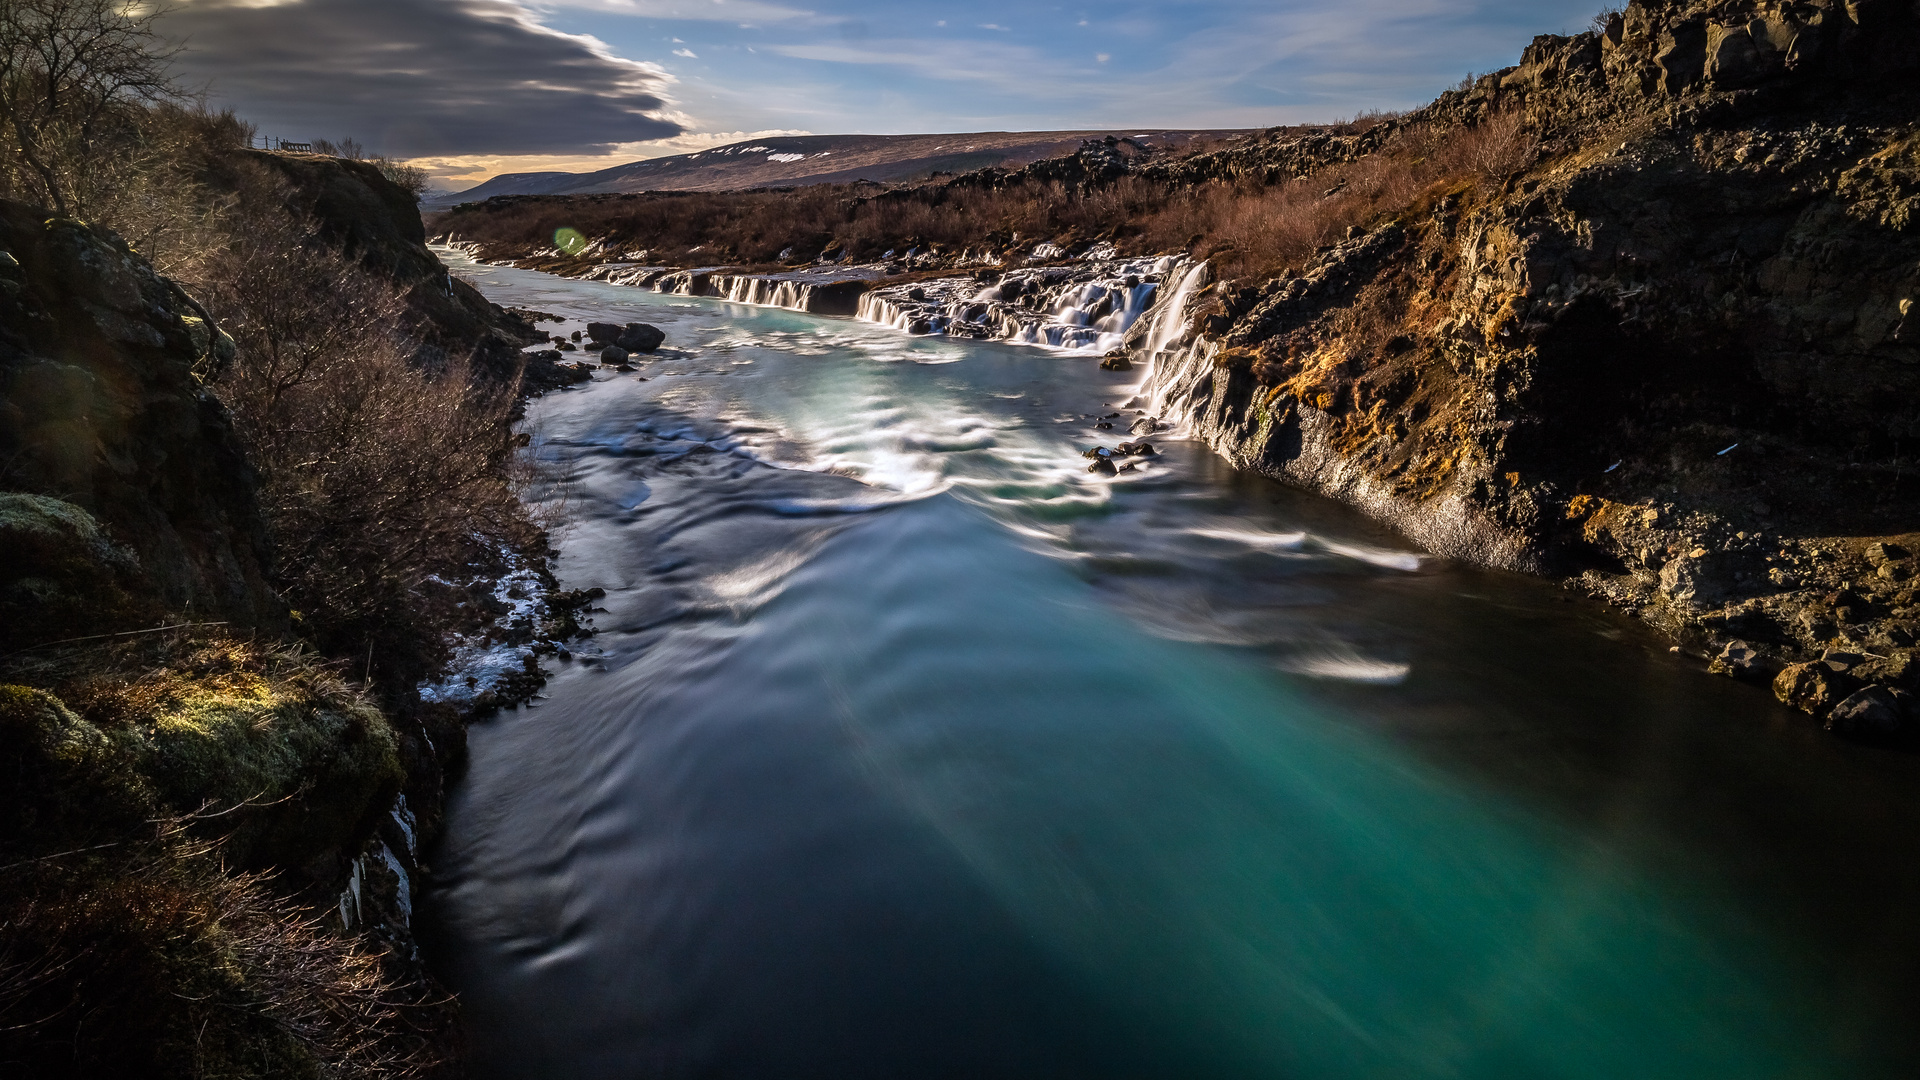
xmin=1866 ymin=541 xmax=1910 ymax=565
xmin=907 ymin=318 xmax=934 ymax=335
xmin=0 ymin=207 xmax=281 ymax=637
xmin=1710 ymin=639 xmax=1767 ymax=681
xmin=1706 ymin=23 xmax=1772 ymax=89
xmin=1129 ymin=416 xmax=1160 ymax=436
xmin=1819 ymin=648 xmax=1863 ymax=673
xmin=1655 ymin=20 xmax=1707 ymax=93
xmin=0 ymin=494 xmax=157 ymax=652
xmin=1081 ymin=446 xmax=1115 ymax=460
xmin=616 ymin=322 xmax=665 ymax=353
xmin=1659 ymin=553 xmax=1731 ymax=606
xmin=586 ymin=321 xmax=623 ymax=345
xmin=599 ymin=345 xmax=628 ymax=365
xmin=1087 ymin=457 xmax=1118 ymax=476
xmin=558 ymin=340 xmax=576 ymax=351
xmin=1854 ymin=652 xmax=1916 ymax=689
xmin=906 ymin=286 xmax=927 ymax=301
xmin=1114 ymin=441 xmax=1157 ymax=457
xmin=1100 ymin=350 xmax=1133 ymax=371
xmin=1096 ymin=421 xmax=1113 ymax=429
xmin=570 ymin=330 xmax=582 ymax=341
xmin=1773 ymin=661 xmax=1854 ymax=715
xmin=1826 ymin=687 xmax=1907 ymax=738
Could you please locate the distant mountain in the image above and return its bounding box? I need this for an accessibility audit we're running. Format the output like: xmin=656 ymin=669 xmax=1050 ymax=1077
xmin=423 ymin=130 xmax=1248 ymax=208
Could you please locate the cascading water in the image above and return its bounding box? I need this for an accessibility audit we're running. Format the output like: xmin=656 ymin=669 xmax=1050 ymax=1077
xmin=857 ymin=257 xmax=1179 ymax=353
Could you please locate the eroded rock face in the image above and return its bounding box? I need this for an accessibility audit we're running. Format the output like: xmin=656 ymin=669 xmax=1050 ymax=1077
xmin=0 ymin=203 xmax=282 ymax=641
xmin=1133 ymin=0 xmax=1920 ymax=733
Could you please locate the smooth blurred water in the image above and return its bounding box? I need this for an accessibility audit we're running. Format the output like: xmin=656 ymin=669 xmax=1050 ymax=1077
xmin=426 ymin=254 xmax=1920 ymax=1079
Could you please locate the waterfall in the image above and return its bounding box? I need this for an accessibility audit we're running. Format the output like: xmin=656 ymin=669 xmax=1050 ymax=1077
xmin=1140 ymin=259 xmax=1211 ymax=358
xmin=854 ymin=257 xmax=1178 ymax=354
xmin=1131 ymin=260 xmax=1217 ymax=423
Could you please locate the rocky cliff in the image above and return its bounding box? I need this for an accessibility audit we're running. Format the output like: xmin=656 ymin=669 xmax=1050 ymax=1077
xmin=0 ymin=203 xmax=279 ymax=645
xmin=1133 ymin=0 xmax=1920 ymax=735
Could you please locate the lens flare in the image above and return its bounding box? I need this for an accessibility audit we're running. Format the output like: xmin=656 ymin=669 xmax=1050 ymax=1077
xmin=553 ymin=227 xmax=586 ymax=256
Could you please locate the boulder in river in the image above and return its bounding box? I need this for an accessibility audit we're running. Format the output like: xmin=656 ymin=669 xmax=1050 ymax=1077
xmin=1826 ymin=687 xmax=1908 ymax=739
xmin=1773 ymin=661 xmax=1857 ymax=717
xmin=599 ymin=345 xmax=629 ymax=366
xmin=1087 ymin=457 xmax=1118 ymax=476
xmin=1129 ymin=416 xmax=1160 ymax=436
xmin=1100 ymin=351 xmax=1132 ymax=371
xmin=617 ymin=322 xmax=665 ymax=353
xmin=586 ymin=321 xmax=623 ymax=345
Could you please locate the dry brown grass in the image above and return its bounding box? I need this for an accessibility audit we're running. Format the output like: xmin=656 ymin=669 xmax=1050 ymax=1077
xmin=434 ymin=110 xmax=1538 ymax=287
xmin=1 ymin=832 xmax=452 ymax=1079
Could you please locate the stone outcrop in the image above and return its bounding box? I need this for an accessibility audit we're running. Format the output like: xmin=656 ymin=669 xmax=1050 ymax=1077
xmin=0 ymin=203 xmax=281 ymax=641
xmin=1134 ymin=0 xmax=1920 ymax=736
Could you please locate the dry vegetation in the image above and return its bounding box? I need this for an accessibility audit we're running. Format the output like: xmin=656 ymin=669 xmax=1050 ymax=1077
xmin=1 ymin=638 xmax=454 ymax=1078
xmin=435 ymin=109 xmax=1536 ymax=285
xmin=191 ymin=176 xmax=533 ymax=688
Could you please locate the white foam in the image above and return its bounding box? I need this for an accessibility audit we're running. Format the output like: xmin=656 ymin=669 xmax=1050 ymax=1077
xmin=1190 ymin=527 xmax=1309 ymax=551
xmin=1318 ymin=540 xmax=1426 ymax=572
xmin=1278 ymin=653 xmax=1413 ymax=685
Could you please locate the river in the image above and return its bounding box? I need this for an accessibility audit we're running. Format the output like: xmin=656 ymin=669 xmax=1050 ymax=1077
xmin=424 ymin=252 xmax=1920 ymax=1079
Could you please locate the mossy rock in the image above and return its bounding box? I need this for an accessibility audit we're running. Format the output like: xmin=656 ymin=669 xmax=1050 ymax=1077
xmin=0 ymin=493 xmax=157 ymax=652
xmin=122 ymin=662 xmax=404 ymax=868
xmin=0 ymin=683 xmax=153 ymax=841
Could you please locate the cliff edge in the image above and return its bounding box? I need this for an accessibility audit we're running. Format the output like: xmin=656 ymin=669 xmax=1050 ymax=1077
xmin=1135 ymin=0 xmax=1920 ymax=735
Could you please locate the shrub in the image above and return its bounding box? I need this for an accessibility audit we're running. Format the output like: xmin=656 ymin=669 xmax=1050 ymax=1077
xmin=192 ymin=192 xmax=533 ymax=691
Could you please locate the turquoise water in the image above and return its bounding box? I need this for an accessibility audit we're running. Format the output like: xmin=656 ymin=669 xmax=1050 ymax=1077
xmin=427 ymin=256 xmax=1920 ymax=1079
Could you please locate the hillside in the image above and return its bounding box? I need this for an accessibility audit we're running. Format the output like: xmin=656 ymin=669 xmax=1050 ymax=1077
xmin=425 ymin=129 xmax=1248 ymax=207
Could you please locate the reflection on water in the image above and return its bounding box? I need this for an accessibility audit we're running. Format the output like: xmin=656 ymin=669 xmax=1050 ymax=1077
xmin=425 ymin=254 xmax=1920 ymax=1079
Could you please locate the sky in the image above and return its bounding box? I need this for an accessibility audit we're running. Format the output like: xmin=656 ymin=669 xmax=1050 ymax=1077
xmin=162 ymin=0 xmax=1603 ymax=188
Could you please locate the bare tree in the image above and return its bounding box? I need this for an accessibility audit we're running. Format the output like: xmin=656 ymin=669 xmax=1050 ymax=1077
xmin=0 ymin=0 xmax=176 ymax=215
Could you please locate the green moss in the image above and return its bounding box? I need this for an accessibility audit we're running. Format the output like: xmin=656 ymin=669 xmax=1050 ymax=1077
xmin=0 ymin=682 xmax=153 ymax=840
xmin=117 ymin=649 xmax=404 ymax=868
xmin=0 ymin=493 xmax=156 ymax=651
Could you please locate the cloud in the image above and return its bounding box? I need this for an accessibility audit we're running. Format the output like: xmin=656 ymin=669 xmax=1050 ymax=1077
xmin=408 ymin=127 xmax=813 ymax=186
xmin=534 ymin=0 xmax=816 ymax=21
xmin=163 ymin=0 xmax=686 ymax=157
xmin=673 ymin=47 xmax=698 ymax=56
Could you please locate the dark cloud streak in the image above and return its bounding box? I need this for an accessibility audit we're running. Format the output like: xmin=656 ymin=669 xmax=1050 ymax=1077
xmin=164 ymin=0 xmax=683 ymax=156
